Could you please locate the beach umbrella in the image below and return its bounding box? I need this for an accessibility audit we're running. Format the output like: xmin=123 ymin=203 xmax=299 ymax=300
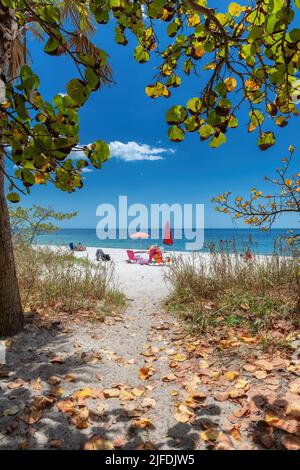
xmin=163 ymin=221 xmax=173 ymax=246
xmin=130 ymin=231 xmax=149 ymax=250
xmin=130 ymin=232 xmax=149 ymax=240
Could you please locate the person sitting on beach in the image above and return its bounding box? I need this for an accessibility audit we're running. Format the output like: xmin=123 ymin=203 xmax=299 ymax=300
xmin=153 ymin=247 xmax=163 ymax=264
xmin=244 ymin=250 xmax=253 ymax=261
xmin=75 ymin=242 xmax=86 ymax=252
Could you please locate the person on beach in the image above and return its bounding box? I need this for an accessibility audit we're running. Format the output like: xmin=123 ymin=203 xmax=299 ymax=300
xmin=75 ymin=242 xmax=86 ymax=252
xmin=244 ymin=250 xmax=253 ymax=261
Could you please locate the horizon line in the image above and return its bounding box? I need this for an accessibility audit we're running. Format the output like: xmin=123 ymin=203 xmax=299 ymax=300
xmin=57 ymin=227 xmax=299 ymax=231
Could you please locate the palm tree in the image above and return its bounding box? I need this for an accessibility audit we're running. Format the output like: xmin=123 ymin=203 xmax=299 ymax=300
xmin=0 ymin=0 xmax=112 ymax=335
xmin=1 ymin=0 xmax=112 ymax=84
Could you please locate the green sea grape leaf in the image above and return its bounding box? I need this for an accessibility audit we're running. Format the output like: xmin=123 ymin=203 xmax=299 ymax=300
xmin=166 ymin=105 xmax=187 ymax=124
xmin=168 ymin=126 xmax=185 ymax=142
xmin=66 ymin=79 xmax=90 ymax=106
xmin=258 ymin=131 xmax=275 ymax=151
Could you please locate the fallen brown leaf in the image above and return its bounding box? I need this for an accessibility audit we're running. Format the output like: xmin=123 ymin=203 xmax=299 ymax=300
xmin=7 ymin=378 xmax=24 ymax=389
xmin=131 ymin=388 xmax=144 ymax=398
xmin=141 ymin=397 xmax=156 ymax=409
xmin=132 ymin=417 xmax=153 ymax=429
xmin=49 ymin=439 xmax=64 ymax=448
xmin=50 ymin=356 xmax=64 ymax=364
xmin=18 ymin=440 xmax=29 ymax=450
xmin=215 ymin=434 xmax=234 ymax=450
xmin=73 ymin=388 xmax=95 ymax=400
xmin=56 ymin=399 xmax=74 ymax=414
xmin=135 ymin=441 xmax=157 ymax=450
xmin=3 ymin=405 xmax=20 ymax=416
xmin=51 ymin=385 xmax=65 ymax=397
xmin=282 ymin=434 xmax=300 ymax=450
xmin=225 ymin=371 xmax=239 ymax=381
xmin=230 ymin=426 xmax=241 ymax=441
xmin=47 ymin=376 xmax=61 ymax=385
xmin=254 ymin=370 xmax=267 ymax=380
xmin=103 ymin=388 xmax=120 ymax=398
xmin=174 ymin=404 xmax=194 ymax=423
xmin=23 ymin=408 xmax=42 ymax=425
xmin=287 ymin=400 xmax=300 ymax=418
xmin=255 ymin=360 xmax=273 ymax=371
xmin=83 ymin=436 xmax=114 ymax=450
xmin=32 ymin=377 xmax=43 ymax=391
xmin=243 ymin=364 xmax=256 ymax=372
xmin=185 ymin=392 xmax=206 ymax=408
xmin=113 ymin=436 xmax=126 ymax=448
xmin=32 ymin=396 xmax=54 ymax=411
xmin=228 ymin=388 xmax=246 ymax=399
xmin=139 ymin=366 xmax=153 ymax=381
xmin=174 ymin=353 xmax=187 ymax=362
xmin=64 ymin=373 xmax=76 ymax=382
xmin=214 ymin=391 xmax=229 ymax=402
xmin=200 ymin=429 xmax=221 ymax=442
xmin=162 ymin=373 xmax=177 ymax=382
xmin=69 ymin=407 xmax=89 ymax=429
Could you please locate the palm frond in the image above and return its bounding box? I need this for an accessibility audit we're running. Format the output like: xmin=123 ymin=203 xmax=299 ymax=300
xmin=8 ymin=35 xmax=27 ymax=79
xmin=57 ymin=0 xmax=113 ymax=86
xmin=1 ymin=1 xmax=112 ymax=86
xmin=67 ymin=31 xmax=113 ymax=86
xmin=58 ymin=0 xmax=95 ymax=37
xmin=26 ymin=23 xmax=44 ymax=42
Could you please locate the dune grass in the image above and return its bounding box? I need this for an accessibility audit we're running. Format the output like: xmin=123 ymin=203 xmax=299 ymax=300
xmin=165 ymin=239 xmax=299 ymax=336
xmin=15 ymin=244 xmax=126 ymax=317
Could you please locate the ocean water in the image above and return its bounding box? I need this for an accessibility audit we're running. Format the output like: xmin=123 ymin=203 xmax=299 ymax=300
xmin=34 ymin=228 xmax=299 ymax=255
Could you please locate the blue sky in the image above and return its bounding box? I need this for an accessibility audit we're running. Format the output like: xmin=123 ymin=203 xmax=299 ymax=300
xmin=17 ymin=16 xmax=299 ymax=229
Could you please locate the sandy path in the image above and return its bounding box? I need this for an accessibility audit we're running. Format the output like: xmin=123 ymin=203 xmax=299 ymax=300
xmin=1 ymin=247 xmax=268 ymax=450
xmin=0 ymin=249 xmax=209 ymax=449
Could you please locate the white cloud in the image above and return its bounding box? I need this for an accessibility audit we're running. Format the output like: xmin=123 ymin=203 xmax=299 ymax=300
xmin=109 ymin=141 xmax=174 ymax=162
xmin=81 ymin=167 xmax=94 ymax=173
xmin=69 ymin=141 xmax=174 ymax=164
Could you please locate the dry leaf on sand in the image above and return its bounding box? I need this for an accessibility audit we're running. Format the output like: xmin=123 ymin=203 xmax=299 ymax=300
xmin=174 ymin=404 xmax=194 ymax=423
xmin=83 ymin=436 xmax=114 ymax=450
xmin=132 ymin=417 xmax=153 ymax=429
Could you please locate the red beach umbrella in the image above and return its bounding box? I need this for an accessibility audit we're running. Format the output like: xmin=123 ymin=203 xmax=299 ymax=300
xmin=163 ymin=221 xmax=173 ymax=246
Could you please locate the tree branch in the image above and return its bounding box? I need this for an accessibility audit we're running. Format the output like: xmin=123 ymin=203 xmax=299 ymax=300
xmin=184 ymin=0 xmax=229 ymax=62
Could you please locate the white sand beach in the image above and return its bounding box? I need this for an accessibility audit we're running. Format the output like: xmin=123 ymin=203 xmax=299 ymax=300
xmin=43 ymin=245 xmax=271 ymax=300
xmin=45 ymin=245 xmax=195 ymax=300
xmin=86 ymin=246 xmax=171 ymax=300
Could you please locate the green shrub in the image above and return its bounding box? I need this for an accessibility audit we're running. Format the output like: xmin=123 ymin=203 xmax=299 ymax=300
xmin=165 ymin=240 xmax=298 ymax=334
xmin=15 ymin=244 xmax=125 ymax=315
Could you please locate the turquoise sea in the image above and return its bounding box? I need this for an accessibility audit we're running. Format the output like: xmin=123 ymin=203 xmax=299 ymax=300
xmin=34 ymin=228 xmax=299 ymax=255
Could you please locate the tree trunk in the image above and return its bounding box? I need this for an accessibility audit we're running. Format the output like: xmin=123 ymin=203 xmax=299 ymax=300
xmin=0 ymin=5 xmax=24 ymax=336
xmin=0 ymin=154 xmax=23 ymax=336
xmin=297 ymin=270 xmax=300 ymax=315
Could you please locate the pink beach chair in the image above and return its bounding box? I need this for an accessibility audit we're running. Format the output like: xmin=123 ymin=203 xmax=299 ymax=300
xmin=127 ymin=249 xmax=139 ymax=263
xmin=127 ymin=249 xmax=150 ymax=265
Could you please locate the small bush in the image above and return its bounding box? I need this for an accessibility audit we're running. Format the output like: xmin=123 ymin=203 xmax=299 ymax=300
xmin=165 ymin=240 xmax=299 ymax=335
xmin=15 ymin=244 xmax=125 ymax=315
